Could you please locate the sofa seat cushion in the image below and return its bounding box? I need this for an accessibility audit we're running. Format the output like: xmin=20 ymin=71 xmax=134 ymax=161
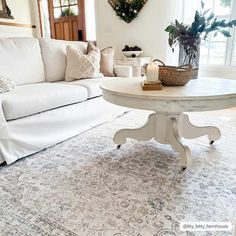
xmin=1 ymin=83 xmax=88 ymax=120
xmin=57 ymin=77 xmax=114 ymax=99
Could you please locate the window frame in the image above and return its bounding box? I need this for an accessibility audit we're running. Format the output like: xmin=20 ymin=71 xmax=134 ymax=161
xmin=225 ymin=0 xmax=236 ymax=67
xmin=229 ymin=0 xmax=236 ymax=66
xmin=200 ymin=0 xmax=236 ymax=68
xmin=53 ymin=0 xmax=78 ymax=18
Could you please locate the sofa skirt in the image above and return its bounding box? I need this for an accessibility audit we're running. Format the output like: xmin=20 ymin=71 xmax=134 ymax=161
xmin=0 ymin=97 xmax=128 ymax=165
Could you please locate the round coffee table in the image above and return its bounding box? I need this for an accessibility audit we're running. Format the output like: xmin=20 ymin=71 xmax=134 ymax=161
xmin=100 ymin=77 xmax=236 ymax=169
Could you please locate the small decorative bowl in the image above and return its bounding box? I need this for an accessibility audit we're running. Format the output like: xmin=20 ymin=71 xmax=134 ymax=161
xmin=122 ymin=51 xmax=142 ymax=58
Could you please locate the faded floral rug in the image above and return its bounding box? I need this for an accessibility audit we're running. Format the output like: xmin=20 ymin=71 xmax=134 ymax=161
xmin=0 ymin=109 xmax=236 ymax=236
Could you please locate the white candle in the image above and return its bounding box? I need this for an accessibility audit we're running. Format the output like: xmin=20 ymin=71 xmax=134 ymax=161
xmin=146 ymin=64 xmax=159 ymax=83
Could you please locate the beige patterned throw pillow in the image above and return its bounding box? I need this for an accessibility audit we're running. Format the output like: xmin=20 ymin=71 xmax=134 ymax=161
xmin=0 ymin=76 xmax=16 ymax=93
xmin=88 ymin=42 xmax=115 ymax=77
xmin=65 ymin=45 xmax=102 ymax=82
xmin=100 ymin=47 xmax=115 ymax=77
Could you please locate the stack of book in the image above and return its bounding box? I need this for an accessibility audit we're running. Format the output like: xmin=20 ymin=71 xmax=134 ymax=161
xmin=142 ymin=80 xmax=162 ymax=91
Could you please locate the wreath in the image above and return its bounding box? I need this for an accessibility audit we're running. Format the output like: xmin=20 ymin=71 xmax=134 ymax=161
xmin=108 ymin=0 xmax=148 ymax=23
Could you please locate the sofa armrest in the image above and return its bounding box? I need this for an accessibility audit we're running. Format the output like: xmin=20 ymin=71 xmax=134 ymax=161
xmin=114 ymin=66 xmax=132 ymax=77
xmin=0 ymin=99 xmax=7 ymax=130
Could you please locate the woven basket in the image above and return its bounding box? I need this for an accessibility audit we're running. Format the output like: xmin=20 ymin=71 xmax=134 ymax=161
xmin=153 ymin=59 xmax=193 ymax=86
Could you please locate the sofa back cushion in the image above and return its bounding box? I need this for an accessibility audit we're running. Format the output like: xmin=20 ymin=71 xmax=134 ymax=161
xmin=0 ymin=37 xmax=45 ymax=85
xmin=39 ymin=38 xmax=88 ymax=82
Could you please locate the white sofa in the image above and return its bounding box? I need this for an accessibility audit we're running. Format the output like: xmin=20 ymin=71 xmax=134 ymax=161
xmin=0 ymin=38 xmax=132 ymax=165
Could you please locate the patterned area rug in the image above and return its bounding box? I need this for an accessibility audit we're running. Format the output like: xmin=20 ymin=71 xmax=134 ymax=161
xmin=0 ymin=109 xmax=236 ymax=236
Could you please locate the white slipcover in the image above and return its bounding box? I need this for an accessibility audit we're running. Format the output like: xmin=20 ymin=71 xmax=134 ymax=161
xmin=0 ymin=83 xmax=88 ymax=120
xmin=114 ymin=66 xmax=133 ymax=77
xmin=0 ymin=97 xmax=127 ymax=165
xmin=0 ymin=38 xmax=45 ymax=85
xmin=39 ymin=38 xmax=88 ymax=82
xmin=0 ymin=37 xmax=132 ymax=165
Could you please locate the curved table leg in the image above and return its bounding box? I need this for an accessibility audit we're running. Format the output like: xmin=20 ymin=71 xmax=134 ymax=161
xmin=113 ymin=113 xmax=156 ymax=147
xmin=113 ymin=112 xmax=220 ymax=169
xmin=168 ymin=117 xmax=191 ymax=169
xmin=181 ymin=114 xmax=221 ymax=143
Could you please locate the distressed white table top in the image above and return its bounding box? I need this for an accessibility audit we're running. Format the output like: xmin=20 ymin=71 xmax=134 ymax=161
xmin=101 ymin=77 xmax=236 ymax=101
xmin=100 ymin=77 xmax=236 ymax=113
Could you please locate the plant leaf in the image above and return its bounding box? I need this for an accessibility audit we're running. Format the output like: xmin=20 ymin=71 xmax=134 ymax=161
xmin=165 ymin=25 xmax=174 ymax=32
xmin=203 ymin=9 xmax=210 ymax=15
xmin=207 ymin=12 xmax=215 ymax=21
xmin=201 ymin=1 xmax=205 ymax=9
xmin=191 ymin=22 xmax=198 ymax=35
xmin=175 ymin=19 xmax=185 ymax=30
xmin=230 ymin=19 xmax=236 ymax=26
xmin=219 ymin=30 xmax=231 ymax=37
xmin=168 ymin=37 xmax=174 ymax=47
xmin=198 ymin=23 xmax=206 ymax=32
xmin=195 ymin=10 xmax=200 ymax=22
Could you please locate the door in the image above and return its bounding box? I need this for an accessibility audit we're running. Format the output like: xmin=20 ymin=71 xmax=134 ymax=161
xmin=48 ymin=0 xmax=86 ymax=41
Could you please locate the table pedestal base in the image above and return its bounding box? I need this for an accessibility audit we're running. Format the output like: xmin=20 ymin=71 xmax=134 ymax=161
xmin=114 ymin=113 xmax=221 ymax=169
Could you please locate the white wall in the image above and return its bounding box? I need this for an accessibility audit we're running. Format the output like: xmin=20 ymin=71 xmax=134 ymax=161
xmin=95 ymin=0 xmax=172 ymax=60
xmin=85 ymin=0 xmax=96 ymax=41
xmin=0 ymin=0 xmax=37 ymax=37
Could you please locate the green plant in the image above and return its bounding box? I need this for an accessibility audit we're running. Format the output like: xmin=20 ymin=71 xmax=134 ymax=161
xmin=61 ymin=8 xmax=75 ymax=17
xmin=220 ymin=0 xmax=231 ymax=8
xmin=165 ymin=1 xmax=236 ymax=64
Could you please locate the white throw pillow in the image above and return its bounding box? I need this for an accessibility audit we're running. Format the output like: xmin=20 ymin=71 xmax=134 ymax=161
xmin=0 ymin=76 xmax=16 ymax=93
xmin=65 ymin=46 xmax=103 ymax=82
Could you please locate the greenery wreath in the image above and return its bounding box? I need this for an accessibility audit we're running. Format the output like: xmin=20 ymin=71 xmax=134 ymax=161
xmin=108 ymin=0 xmax=148 ymax=23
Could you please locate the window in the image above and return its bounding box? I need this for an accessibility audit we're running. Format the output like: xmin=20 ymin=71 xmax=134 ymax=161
xmin=199 ymin=0 xmax=236 ymax=66
xmin=53 ymin=0 xmax=78 ymax=18
xmin=232 ymin=31 xmax=236 ymax=65
xmin=179 ymin=0 xmax=236 ymax=67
